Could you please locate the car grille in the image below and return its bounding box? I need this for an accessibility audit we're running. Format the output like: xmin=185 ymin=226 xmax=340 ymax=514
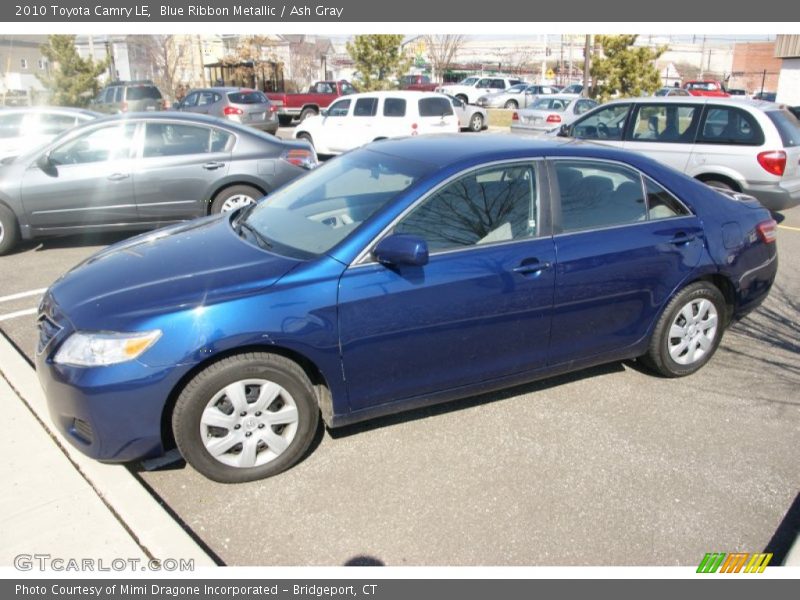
xmin=36 ymin=314 xmax=62 ymax=355
xmin=72 ymin=418 xmax=93 ymax=443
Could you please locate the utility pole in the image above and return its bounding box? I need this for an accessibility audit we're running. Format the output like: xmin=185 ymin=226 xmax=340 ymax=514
xmin=559 ymin=34 xmax=564 ymax=85
xmin=567 ymin=35 xmax=573 ymax=83
xmin=582 ymin=34 xmax=591 ymax=96
xmin=699 ymin=35 xmax=706 ymax=80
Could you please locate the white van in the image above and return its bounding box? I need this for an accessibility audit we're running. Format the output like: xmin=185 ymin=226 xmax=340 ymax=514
xmin=294 ymin=91 xmax=460 ymax=155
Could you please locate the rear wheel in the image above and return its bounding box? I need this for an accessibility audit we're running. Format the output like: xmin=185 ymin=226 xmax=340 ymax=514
xmin=210 ymin=185 xmax=262 ymax=214
xmin=504 ymin=99 xmax=518 ymax=109
xmin=172 ymin=353 xmax=320 ymax=483
xmin=299 ymin=107 xmax=318 ymax=121
xmin=642 ymin=282 xmax=726 ymax=377
xmin=0 ymin=204 xmax=20 ymax=256
xmin=469 ymin=113 xmax=485 ymax=132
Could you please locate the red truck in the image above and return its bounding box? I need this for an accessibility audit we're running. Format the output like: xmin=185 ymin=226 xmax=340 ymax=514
xmin=399 ymin=74 xmax=438 ymax=92
xmin=266 ymin=80 xmax=358 ymax=125
xmin=683 ymin=80 xmax=730 ymax=97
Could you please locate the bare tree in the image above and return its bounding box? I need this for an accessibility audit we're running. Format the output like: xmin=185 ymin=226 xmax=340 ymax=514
xmin=288 ymin=40 xmax=321 ymax=91
xmin=423 ymin=35 xmax=465 ymax=83
xmin=136 ymin=35 xmax=188 ymax=102
xmin=220 ymin=35 xmax=279 ymax=90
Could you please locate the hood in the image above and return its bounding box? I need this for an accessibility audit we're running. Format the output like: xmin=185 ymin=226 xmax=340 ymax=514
xmin=48 ymin=214 xmax=302 ymax=328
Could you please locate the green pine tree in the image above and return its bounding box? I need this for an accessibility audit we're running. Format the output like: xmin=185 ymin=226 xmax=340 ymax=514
xmin=346 ymin=35 xmax=412 ymax=91
xmin=37 ymin=35 xmax=108 ymax=107
xmin=590 ymin=35 xmax=667 ymax=103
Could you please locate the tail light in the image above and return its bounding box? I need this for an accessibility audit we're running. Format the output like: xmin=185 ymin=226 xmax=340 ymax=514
xmin=281 ymin=148 xmax=318 ymax=170
xmin=162 ymin=100 xmax=169 ymax=110
xmin=756 ymin=219 xmax=777 ymax=244
xmin=269 ymin=105 xmax=278 ymax=113
xmin=120 ymin=102 xmax=128 ymax=112
xmin=512 ymin=111 xmax=519 ymax=121
xmin=546 ymin=114 xmax=562 ymax=123
xmin=757 ymin=150 xmax=786 ymax=176
xmin=223 ymin=106 xmax=244 ymax=116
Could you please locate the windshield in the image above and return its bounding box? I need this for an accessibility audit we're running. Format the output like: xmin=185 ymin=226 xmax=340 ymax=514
xmin=561 ymin=84 xmax=582 ymax=94
xmin=242 ymin=149 xmax=433 ymax=257
xmin=505 ymin=84 xmax=527 ymax=94
xmin=532 ymin=97 xmax=572 ymax=111
xmin=460 ymin=77 xmax=479 ymax=86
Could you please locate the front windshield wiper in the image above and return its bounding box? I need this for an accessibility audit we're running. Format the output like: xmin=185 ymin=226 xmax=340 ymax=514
xmin=236 ymin=219 xmax=273 ymax=250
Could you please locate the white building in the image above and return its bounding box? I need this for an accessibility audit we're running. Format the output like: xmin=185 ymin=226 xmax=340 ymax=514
xmin=775 ymin=35 xmax=800 ymax=106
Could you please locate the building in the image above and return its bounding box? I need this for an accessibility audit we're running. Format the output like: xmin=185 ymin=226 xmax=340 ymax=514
xmin=729 ymin=41 xmax=780 ymax=94
xmin=775 ymin=35 xmax=800 ymax=106
xmin=0 ymin=35 xmax=49 ymax=104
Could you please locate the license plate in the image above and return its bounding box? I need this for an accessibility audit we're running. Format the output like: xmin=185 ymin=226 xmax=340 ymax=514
xmin=248 ymin=112 xmax=265 ymax=121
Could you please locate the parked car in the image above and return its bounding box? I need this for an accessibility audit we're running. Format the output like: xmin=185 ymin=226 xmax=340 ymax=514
xmin=560 ymin=83 xmax=584 ymax=96
xmin=173 ymin=87 xmax=279 ymax=134
xmin=293 ymin=91 xmax=460 ymax=155
xmin=683 ymin=80 xmax=729 ymax=97
xmin=752 ymin=91 xmax=777 ymax=102
xmin=448 ymin=94 xmax=487 ymax=132
xmin=655 ymin=87 xmax=691 ymax=97
xmin=400 ymin=74 xmax=438 ymax=92
xmin=266 ymin=80 xmax=358 ymax=125
xmin=91 ymin=80 xmax=165 ymax=113
xmin=0 ymin=113 xmax=317 ymax=255
xmin=476 ymin=84 xmax=560 ymax=109
xmin=727 ymin=88 xmax=748 ymax=96
xmin=0 ymin=107 xmax=100 ymax=162
xmin=511 ymin=95 xmax=598 ymax=135
xmin=435 ymin=76 xmax=525 ymax=105
xmin=34 ymin=135 xmax=777 ymax=483
xmin=558 ymin=96 xmax=800 ymax=211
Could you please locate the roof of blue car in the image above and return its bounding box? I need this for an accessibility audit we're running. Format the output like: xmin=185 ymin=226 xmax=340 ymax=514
xmin=365 ymin=134 xmax=652 ymax=170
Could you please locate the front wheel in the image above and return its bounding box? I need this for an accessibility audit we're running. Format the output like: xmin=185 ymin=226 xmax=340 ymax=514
xmin=642 ymin=282 xmax=726 ymax=377
xmin=172 ymin=353 xmax=321 ymax=483
xmin=0 ymin=204 xmax=20 ymax=256
xmin=469 ymin=113 xmax=485 ymax=132
xmin=504 ymin=99 xmax=518 ymax=109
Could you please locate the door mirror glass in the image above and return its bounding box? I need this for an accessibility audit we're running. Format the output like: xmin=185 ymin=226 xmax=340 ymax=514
xmin=557 ymin=123 xmax=571 ymax=137
xmin=36 ymin=152 xmax=54 ymax=172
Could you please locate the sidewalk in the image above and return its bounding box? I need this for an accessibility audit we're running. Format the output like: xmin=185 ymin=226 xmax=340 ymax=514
xmin=0 ymin=333 xmax=216 ymax=568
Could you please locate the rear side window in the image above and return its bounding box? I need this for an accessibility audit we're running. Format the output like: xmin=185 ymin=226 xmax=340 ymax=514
xmin=698 ymin=106 xmax=764 ymax=146
xmin=126 ymin=86 xmax=162 ymax=101
xmin=765 ymin=109 xmax=800 ymax=147
xmin=383 ymin=98 xmax=407 ymax=117
xmin=645 ymin=178 xmax=690 ymax=220
xmin=354 ymin=98 xmax=378 ymax=117
xmin=630 ymin=104 xmax=700 ymax=143
xmin=418 ymin=97 xmax=454 ymax=117
xmin=142 ymin=123 xmax=231 ymax=157
xmin=228 ymin=91 xmax=268 ymax=104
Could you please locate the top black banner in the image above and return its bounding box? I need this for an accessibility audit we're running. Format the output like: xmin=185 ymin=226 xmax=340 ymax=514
xmin=2 ymin=0 xmax=800 ymax=21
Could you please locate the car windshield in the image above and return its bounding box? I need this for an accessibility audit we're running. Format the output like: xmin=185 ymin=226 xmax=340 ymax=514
xmin=655 ymin=88 xmax=670 ymax=96
xmin=241 ymin=149 xmax=433 ymax=258
xmin=532 ymin=98 xmax=572 ymax=111
xmin=505 ymin=84 xmax=527 ymax=94
xmin=460 ymin=77 xmax=479 ymax=85
xmin=561 ymin=84 xmax=582 ymax=94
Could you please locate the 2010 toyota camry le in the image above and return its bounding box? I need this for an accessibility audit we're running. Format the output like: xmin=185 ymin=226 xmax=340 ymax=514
xmin=35 ymin=135 xmax=778 ymax=483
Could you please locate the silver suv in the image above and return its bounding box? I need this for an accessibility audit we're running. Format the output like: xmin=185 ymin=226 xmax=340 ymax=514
xmin=174 ymin=88 xmax=279 ymax=135
xmin=559 ymin=96 xmax=800 ymax=211
xmin=92 ymin=80 xmax=165 ymax=114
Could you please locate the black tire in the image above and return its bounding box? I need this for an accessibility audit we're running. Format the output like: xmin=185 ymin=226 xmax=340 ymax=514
xmin=455 ymin=94 xmax=468 ymax=104
xmin=641 ymin=282 xmax=726 ymax=378
xmin=210 ymin=184 xmax=262 ymax=214
xmin=469 ymin=113 xmax=485 ymax=132
xmin=504 ymin=99 xmax=518 ymax=109
xmin=278 ymin=115 xmax=293 ymax=127
xmin=296 ymin=132 xmax=314 ymax=149
xmin=172 ymin=353 xmax=321 ymax=483
xmin=299 ymin=107 xmax=318 ymax=121
xmin=0 ymin=204 xmax=20 ymax=256
xmin=701 ymin=179 xmax=736 ymax=192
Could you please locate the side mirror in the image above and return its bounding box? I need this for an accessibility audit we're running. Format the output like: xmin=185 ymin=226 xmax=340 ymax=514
xmin=373 ymin=234 xmax=429 ymax=267
xmin=36 ymin=152 xmax=54 ymax=171
xmin=172 ymin=101 xmax=181 ymax=110
xmin=320 ymin=109 xmax=328 ymax=117
xmin=557 ymin=124 xmax=572 ymax=138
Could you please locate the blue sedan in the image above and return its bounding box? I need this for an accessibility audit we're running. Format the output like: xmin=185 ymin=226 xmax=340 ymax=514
xmin=35 ymin=136 xmax=778 ymax=483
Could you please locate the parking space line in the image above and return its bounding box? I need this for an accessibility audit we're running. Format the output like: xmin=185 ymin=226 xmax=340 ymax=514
xmin=0 ymin=308 xmax=38 ymax=322
xmin=0 ymin=288 xmax=47 ymax=304
xmin=778 ymin=225 xmax=800 ymax=233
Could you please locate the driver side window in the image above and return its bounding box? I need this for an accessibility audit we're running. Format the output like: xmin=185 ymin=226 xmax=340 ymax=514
xmin=572 ymin=104 xmax=630 ymax=140
xmin=49 ymin=123 xmax=137 ymax=166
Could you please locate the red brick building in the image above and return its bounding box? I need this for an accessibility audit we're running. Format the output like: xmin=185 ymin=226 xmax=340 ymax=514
xmin=729 ymin=41 xmax=781 ymax=94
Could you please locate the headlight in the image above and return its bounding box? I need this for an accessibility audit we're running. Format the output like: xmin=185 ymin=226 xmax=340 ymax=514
xmin=53 ymin=330 xmax=162 ymax=367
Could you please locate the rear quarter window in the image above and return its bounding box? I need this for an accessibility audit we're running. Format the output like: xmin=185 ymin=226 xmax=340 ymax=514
xmin=698 ymin=106 xmax=764 ymax=146
xmin=418 ymin=97 xmax=454 ymax=117
xmin=765 ymin=109 xmax=800 ymax=147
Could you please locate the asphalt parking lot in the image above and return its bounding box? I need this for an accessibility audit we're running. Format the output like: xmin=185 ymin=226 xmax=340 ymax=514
xmin=0 ymin=138 xmax=798 ymax=565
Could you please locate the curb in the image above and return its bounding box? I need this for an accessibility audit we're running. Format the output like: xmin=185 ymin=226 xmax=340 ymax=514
xmin=0 ymin=332 xmax=216 ymax=567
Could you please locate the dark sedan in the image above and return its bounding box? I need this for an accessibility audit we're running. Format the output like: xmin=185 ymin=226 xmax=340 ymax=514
xmin=35 ymin=136 xmax=777 ymax=483
xmin=0 ymin=113 xmax=316 ymax=255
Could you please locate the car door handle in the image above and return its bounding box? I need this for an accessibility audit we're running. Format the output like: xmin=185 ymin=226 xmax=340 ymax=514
xmin=107 ymin=173 xmax=129 ymax=181
xmin=512 ymin=259 xmax=552 ymax=275
xmin=202 ymin=161 xmax=225 ymax=170
xmin=670 ymin=233 xmax=697 ymax=245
